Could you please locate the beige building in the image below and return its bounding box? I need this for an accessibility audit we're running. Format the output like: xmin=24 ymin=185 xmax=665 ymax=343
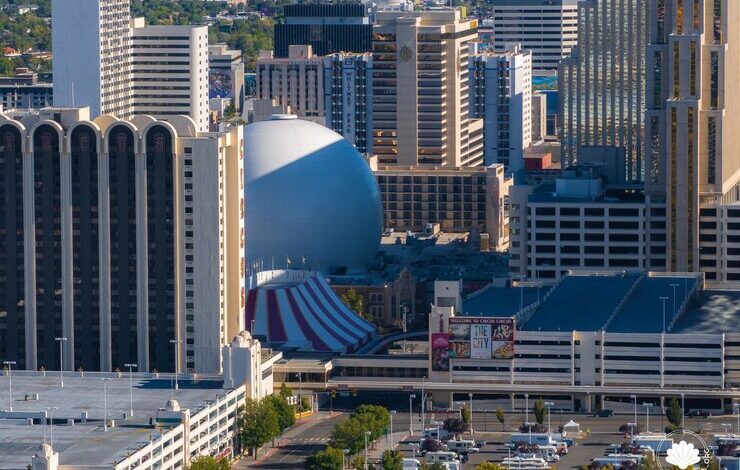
xmin=645 ymin=0 xmax=740 ymax=273
xmin=372 ymin=9 xmax=484 ymax=167
xmin=255 ymin=45 xmax=325 ymax=123
xmin=371 ymin=160 xmax=512 ymax=250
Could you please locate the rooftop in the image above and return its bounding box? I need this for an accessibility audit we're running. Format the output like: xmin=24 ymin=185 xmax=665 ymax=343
xmin=673 ymin=290 xmax=740 ymax=334
xmin=0 ymin=373 xmax=228 ymax=469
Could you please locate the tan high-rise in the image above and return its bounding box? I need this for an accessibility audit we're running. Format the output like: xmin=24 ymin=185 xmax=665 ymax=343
xmin=646 ymin=0 xmax=740 ymax=272
xmin=372 ymin=9 xmax=484 ymax=167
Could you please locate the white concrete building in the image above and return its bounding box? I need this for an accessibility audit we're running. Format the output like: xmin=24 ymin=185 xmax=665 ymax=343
xmin=131 ymin=19 xmax=210 ymax=131
xmin=222 ymin=331 xmax=283 ymax=399
xmin=484 ymin=0 xmax=579 ymax=74
xmin=52 ymin=0 xmax=133 ymax=118
xmin=0 ymin=107 xmax=245 ymax=374
xmin=470 ymin=44 xmax=532 ymax=171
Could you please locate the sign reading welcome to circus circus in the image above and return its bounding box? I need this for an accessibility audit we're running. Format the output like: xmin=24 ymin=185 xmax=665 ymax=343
xmin=448 ymin=317 xmax=515 ymax=360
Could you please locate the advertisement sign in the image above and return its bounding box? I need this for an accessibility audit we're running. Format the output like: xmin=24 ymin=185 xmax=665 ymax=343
xmin=209 ymin=68 xmax=234 ymax=99
xmin=448 ymin=317 xmax=515 ymax=360
xmin=341 ymin=59 xmax=356 ymax=143
xmin=431 ymin=333 xmax=450 ymax=371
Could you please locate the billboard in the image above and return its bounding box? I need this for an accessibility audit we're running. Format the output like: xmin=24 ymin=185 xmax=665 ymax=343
xmin=449 ymin=317 xmax=515 ymax=360
xmin=431 ymin=333 xmax=450 ymax=371
xmin=209 ymin=68 xmax=234 ymax=99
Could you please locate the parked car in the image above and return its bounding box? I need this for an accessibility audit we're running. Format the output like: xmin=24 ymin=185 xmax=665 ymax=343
xmin=687 ymin=410 xmax=711 ymax=417
xmin=595 ymin=410 xmax=615 ymax=417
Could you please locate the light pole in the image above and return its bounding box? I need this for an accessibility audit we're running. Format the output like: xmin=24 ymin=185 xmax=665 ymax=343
xmin=643 ymin=403 xmax=653 ymax=433
xmin=343 ymin=449 xmax=349 ymax=470
xmin=125 ymin=363 xmax=137 ymax=417
xmin=627 ymin=422 xmax=637 ymax=439
xmin=525 ymin=393 xmax=529 ymax=425
xmin=681 ymin=394 xmax=685 ymax=430
xmin=54 ymin=337 xmax=68 ymax=388
xmin=734 ymin=404 xmax=740 ymax=435
xmin=389 ymin=410 xmax=396 ymax=449
xmin=630 ymin=395 xmax=637 ymax=430
xmin=169 ymin=339 xmax=181 ymax=390
xmin=409 ymin=394 xmax=416 ymax=434
xmin=3 ymin=360 xmax=16 ymax=412
xmin=544 ymin=401 xmax=554 ymax=435
xmin=46 ymin=406 xmax=58 ymax=448
xmin=102 ymin=378 xmax=111 ymax=432
xmin=469 ymin=393 xmax=474 ymax=435
xmin=364 ymin=430 xmax=371 ymax=470
xmin=660 ymin=296 xmax=669 ymax=332
xmin=722 ymin=423 xmax=732 ymax=436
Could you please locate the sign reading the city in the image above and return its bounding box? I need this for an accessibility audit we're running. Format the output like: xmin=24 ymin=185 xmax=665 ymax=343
xmin=449 ymin=317 xmax=515 ymax=360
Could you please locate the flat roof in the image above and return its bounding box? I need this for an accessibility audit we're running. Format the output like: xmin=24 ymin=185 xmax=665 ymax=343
xmin=0 ymin=374 xmax=229 ymax=469
xmin=673 ymin=290 xmax=740 ymax=334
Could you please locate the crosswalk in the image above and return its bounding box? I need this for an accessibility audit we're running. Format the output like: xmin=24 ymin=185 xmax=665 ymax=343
xmin=291 ymin=437 xmax=331 ymax=444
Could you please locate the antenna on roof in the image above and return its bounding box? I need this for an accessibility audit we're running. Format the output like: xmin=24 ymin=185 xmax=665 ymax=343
xmin=71 ymin=82 xmax=75 ymax=107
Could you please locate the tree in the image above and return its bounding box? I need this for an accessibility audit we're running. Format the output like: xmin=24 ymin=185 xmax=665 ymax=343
xmin=496 ymin=407 xmax=506 ymax=431
xmin=331 ymin=416 xmax=367 ymax=454
xmin=475 ymin=464 xmax=508 ymax=470
xmin=619 ymin=423 xmax=642 ymax=435
xmin=381 ymin=449 xmax=403 ymax=470
xmin=341 ymin=289 xmax=367 ymax=320
xmin=305 ymin=446 xmax=344 ymax=470
xmin=520 ymin=423 xmax=546 ymax=433
xmin=301 ymin=396 xmax=312 ymax=412
xmin=461 ymin=404 xmax=471 ymax=424
xmin=189 ymin=456 xmax=231 ymax=470
xmin=420 ymin=438 xmax=446 ymax=454
xmin=279 ymin=382 xmax=293 ymax=399
xmin=666 ymin=397 xmax=682 ymax=427
xmin=236 ymin=399 xmax=280 ymax=458
xmin=638 ymin=453 xmax=658 ymax=470
xmin=422 ymin=464 xmax=448 ymax=470
xmin=443 ymin=417 xmax=468 ymax=437
xmin=534 ymin=399 xmax=546 ymax=426
xmin=265 ymin=394 xmax=295 ymax=432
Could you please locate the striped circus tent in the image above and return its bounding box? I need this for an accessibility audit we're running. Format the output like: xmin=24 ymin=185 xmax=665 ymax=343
xmin=245 ymin=270 xmax=376 ymax=353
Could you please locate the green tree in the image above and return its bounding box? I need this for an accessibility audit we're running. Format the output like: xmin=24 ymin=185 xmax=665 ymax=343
xmin=265 ymin=394 xmax=295 ymax=432
xmin=340 ymin=289 xmax=367 ymax=320
xmin=496 ymin=407 xmax=505 ymax=430
xmin=422 ymin=464 xmax=448 ymax=470
xmin=236 ymin=399 xmax=280 ymax=458
xmin=189 ymin=456 xmax=230 ymax=470
xmin=300 ymin=395 xmax=312 ymax=412
xmin=279 ymin=382 xmax=293 ymax=399
xmin=666 ymin=397 xmax=682 ymax=427
xmin=305 ymin=446 xmax=344 ymax=470
xmin=639 ymin=453 xmax=658 ymax=470
xmin=330 ymin=416 xmax=367 ymax=454
xmin=460 ymin=404 xmax=471 ymax=424
xmin=443 ymin=417 xmax=468 ymax=437
xmin=534 ymin=399 xmax=546 ymax=425
xmin=381 ymin=449 xmax=403 ymax=470
xmin=475 ymin=464 xmax=508 ymax=470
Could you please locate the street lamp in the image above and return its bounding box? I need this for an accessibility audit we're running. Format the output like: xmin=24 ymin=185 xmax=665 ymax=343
xmin=124 ymin=363 xmax=137 ymax=417
xmin=3 ymin=361 xmax=16 ymax=412
xmin=660 ymin=296 xmax=669 ymax=332
xmin=102 ymin=378 xmax=112 ymax=432
xmin=389 ymin=410 xmax=396 ymax=450
xmin=54 ymin=337 xmax=68 ymax=388
xmin=544 ymin=401 xmax=554 ymax=435
xmin=46 ymin=406 xmax=58 ymax=448
xmin=169 ymin=339 xmax=181 ymax=390
xmin=734 ymin=404 xmax=740 ymax=435
xmin=643 ymin=403 xmax=653 ymax=433
xmin=469 ymin=393 xmax=474 ymax=435
xmin=630 ymin=395 xmax=637 ymax=430
xmin=343 ymin=449 xmax=349 ymax=470
xmin=409 ymin=394 xmax=416 ymax=434
xmin=525 ymin=393 xmax=529 ymax=425
xmin=364 ymin=430 xmax=371 ymax=470
xmin=681 ymin=394 xmax=685 ymax=430
xmin=722 ymin=423 xmax=732 ymax=436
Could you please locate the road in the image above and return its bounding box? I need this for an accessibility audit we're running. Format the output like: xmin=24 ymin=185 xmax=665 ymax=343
xmin=234 ymin=412 xmax=343 ymax=470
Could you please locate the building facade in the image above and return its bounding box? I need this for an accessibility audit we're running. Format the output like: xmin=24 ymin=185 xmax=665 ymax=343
xmin=645 ymin=0 xmax=740 ymax=273
xmin=0 ymin=107 xmax=245 ymax=374
xmin=470 ymin=44 xmax=532 ymax=171
xmin=131 ymin=20 xmax=209 ymax=131
xmin=0 ymin=69 xmax=53 ymax=110
xmin=52 ymin=0 xmax=133 ymax=118
xmin=558 ymin=0 xmax=648 ymax=182
xmin=323 ymin=52 xmax=373 ymax=155
xmin=255 ymin=46 xmax=325 ymax=123
xmin=372 ymin=162 xmax=512 ymax=250
xmin=484 ymin=0 xmax=579 ymax=74
xmin=274 ymin=3 xmax=373 ymax=58
xmin=372 ymin=10 xmax=484 ymax=167
xmin=208 ymin=44 xmax=246 ymax=112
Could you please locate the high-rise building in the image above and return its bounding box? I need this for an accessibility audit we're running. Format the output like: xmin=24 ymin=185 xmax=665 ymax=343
xmin=0 ymin=69 xmax=53 ymax=110
xmin=52 ymin=0 xmax=133 ymax=119
xmin=558 ymin=0 xmax=648 ymax=182
xmin=274 ymin=3 xmax=373 ymax=58
xmin=323 ymin=52 xmax=373 ymax=155
xmin=372 ymin=9 xmax=484 ymax=167
xmin=0 ymin=107 xmax=245 ymax=374
xmin=52 ymin=1 xmax=209 ymax=130
xmin=645 ymin=0 xmax=740 ymax=274
xmin=485 ymin=0 xmax=579 ymax=74
xmin=469 ymin=44 xmax=532 ymax=171
xmin=209 ymin=44 xmax=246 ymax=112
xmin=131 ymin=19 xmax=210 ymax=131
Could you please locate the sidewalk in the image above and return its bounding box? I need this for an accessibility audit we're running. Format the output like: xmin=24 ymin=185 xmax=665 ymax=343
xmin=366 ymin=431 xmax=410 ymax=462
xmin=234 ymin=411 xmax=339 ymax=468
